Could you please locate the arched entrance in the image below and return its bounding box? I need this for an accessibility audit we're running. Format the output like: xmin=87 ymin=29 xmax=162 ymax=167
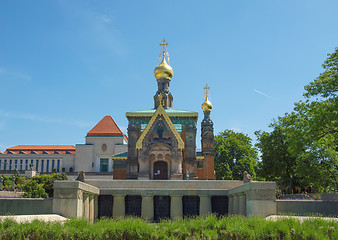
xmin=153 ymin=161 xmax=168 ymax=180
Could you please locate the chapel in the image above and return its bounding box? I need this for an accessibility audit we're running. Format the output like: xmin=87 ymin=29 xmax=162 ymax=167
xmin=113 ymin=39 xmax=215 ymax=180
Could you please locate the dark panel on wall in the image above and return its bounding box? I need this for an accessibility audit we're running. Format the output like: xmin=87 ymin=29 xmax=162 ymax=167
xmin=125 ymin=195 xmax=142 ymax=217
xmin=154 ymin=195 xmax=170 ymax=221
xmin=183 ymin=196 xmax=200 ymax=217
xmin=211 ymin=196 xmax=228 ymax=216
xmin=98 ymin=195 xmax=113 ymax=218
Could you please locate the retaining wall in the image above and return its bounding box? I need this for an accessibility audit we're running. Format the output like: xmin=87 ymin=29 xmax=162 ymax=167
xmin=0 ymin=198 xmax=53 ymax=215
xmin=276 ymin=200 xmax=338 ymax=217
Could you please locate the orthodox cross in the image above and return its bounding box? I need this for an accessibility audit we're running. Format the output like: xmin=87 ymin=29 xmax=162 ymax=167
xmin=160 ymin=39 xmax=168 ymax=53
xmin=203 ymin=84 xmax=210 ymax=99
xmin=159 ymin=39 xmax=170 ymax=63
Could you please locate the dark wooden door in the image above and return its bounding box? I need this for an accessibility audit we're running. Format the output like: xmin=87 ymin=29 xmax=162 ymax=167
xmin=153 ymin=161 xmax=168 ymax=180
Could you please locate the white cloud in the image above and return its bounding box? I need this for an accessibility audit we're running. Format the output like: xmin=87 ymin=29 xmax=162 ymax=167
xmin=0 ymin=68 xmax=32 ymax=82
xmin=230 ymin=128 xmax=241 ymax=132
xmin=0 ymin=109 xmax=93 ymax=128
xmin=254 ymin=89 xmax=273 ymax=99
xmin=94 ymin=12 xmax=113 ymax=25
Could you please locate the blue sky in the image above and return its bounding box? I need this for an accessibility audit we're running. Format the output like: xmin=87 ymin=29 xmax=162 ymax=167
xmin=0 ymin=0 xmax=337 ymax=152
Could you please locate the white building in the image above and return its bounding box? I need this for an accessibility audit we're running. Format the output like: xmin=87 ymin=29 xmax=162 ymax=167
xmin=0 ymin=116 xmax=128 ymax=174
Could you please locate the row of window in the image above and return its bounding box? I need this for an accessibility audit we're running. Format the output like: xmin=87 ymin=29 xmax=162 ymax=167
xmin=0 ymin=159 xmax=61 ymax=172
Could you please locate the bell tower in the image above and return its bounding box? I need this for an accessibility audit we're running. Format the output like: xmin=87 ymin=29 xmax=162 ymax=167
xmin=201 ymin=84 xmax=215 ymax=179
xmin=154 ymin=39 xmax=174 ymax=108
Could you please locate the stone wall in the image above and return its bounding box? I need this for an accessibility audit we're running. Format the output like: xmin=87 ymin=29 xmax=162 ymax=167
xmin=228 ymin=181 xmax=276 ymax=217
xmin=0 ymin=198 xmax=53 ymax=215
xmin=276 ymin=200 xmax=338 ymax=217
xmin=0 ymin=180 xmax=278 ymax=220
xmin=53 ymin=181 xmax=99 ymax=222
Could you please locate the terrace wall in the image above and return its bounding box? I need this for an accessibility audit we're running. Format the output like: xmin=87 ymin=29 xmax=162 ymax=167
xmin=0 ymin=198 xmax=53 ymax=215
xmin=276 ymin=199 xmax=338 ymax=217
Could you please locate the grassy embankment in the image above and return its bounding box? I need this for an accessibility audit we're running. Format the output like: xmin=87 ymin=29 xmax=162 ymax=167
xmin=0 ymin=215 xmax=336 ymax=239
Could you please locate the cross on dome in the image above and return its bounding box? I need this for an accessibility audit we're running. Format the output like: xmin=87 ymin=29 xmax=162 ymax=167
xmin=203 ymin=84 xmax=210 ymax=99
xmin=160 ymin=39 xmax=168 ymax=53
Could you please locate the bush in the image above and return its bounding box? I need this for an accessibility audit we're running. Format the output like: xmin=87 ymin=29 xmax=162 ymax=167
xmin=0 ymin=216 xmax=337 ymax=240
xmin=32 ymin=173 xmax=67 ymax=197
xmin=1 ymin=173 xmax=67 ymax=198
xmin=22 ymin=180 xmax=48 ymax=198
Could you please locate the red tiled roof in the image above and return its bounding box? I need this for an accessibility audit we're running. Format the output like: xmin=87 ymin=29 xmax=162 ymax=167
xmin=5 ymin=145 xmax=75 ymax=154
xmin=87 ymin=116 xmax=124 ymax=137
xmin=8 ymin=145 xmax=75 ymax=151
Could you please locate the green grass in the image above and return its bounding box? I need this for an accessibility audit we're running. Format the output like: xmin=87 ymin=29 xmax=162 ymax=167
xmin=0 ymin=215 xmax=337 ymax=239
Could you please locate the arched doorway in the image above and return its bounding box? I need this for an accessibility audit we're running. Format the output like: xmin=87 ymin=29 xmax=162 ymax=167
xmin=153 ymin=161 xmax=168 ymax=180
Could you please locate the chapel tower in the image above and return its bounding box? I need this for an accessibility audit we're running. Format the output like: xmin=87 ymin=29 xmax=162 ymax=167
xmin=201 ymin=84 xmax=215 ymax=179
xmin=154 ymin=39 xmax=174 ymax=108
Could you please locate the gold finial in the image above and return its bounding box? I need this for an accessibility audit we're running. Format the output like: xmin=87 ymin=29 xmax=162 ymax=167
xmin=203 ymin=84 xmax=210 ymax=100
xmin=202 ymin=84 xmax=213 ymax=111
xmin=158 ymin=39 xmax=170 ymax=63
xmin=160 ymin=39 xmax=168 ymax=54
xmin=154 ymin=39 xmax=173 ymax=79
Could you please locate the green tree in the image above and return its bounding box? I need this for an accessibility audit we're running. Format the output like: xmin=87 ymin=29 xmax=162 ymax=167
xmin=255 ymin=127 xmax=300 ymax=192
xmin=257 ymin=48 xmax=338 ymax=192
xmin=214 ymin=129 xmax=258 ymax=180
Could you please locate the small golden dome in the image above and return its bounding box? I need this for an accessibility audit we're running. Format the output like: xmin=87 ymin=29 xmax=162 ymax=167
xmin=154 ymin=53 xmax=173 ymax=79
xmin=202 ymin=97 xmax=213 ymax=111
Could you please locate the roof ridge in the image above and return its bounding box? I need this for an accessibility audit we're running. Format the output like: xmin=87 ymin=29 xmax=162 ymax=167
xmin=86 ymin=115 xmax=124 ymax=137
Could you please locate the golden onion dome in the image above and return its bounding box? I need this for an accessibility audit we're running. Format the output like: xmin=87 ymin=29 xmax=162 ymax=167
xmin=154 ymin=53 xmax=173 ymax=79
xmin=202 ymin=97 xmax=213 ymax=111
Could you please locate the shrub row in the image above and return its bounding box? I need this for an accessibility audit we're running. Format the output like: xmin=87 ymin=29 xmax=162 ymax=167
xmin=0 ymin=215 xmax=336 ymax=240
xmin=1 ymin=173 xmax=67 ymax=198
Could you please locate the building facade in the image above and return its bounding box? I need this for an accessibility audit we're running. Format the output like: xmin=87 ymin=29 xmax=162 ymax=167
xmin=0 ymin=116 xmax=128 ymax=175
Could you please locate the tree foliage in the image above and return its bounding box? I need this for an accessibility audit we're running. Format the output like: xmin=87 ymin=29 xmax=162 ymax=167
xmin=214 ymin=129 xmax=258 ymax=180
xmin=256 ymin=48 xmax=338 ymax=192
xmin=32 ymin=173 xmax=67 ymax=197
xmin=255 ymin=128 xmax=297 ymax=186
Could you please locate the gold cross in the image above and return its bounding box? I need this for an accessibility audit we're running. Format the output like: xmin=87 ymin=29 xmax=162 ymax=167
xmin=203 ymin=84 xmax=210 ymax=99
xmin=160 ymin=39 xmax=168 ymax=53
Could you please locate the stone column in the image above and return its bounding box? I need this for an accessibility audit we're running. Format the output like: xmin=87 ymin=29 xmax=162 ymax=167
xmin=233 ymin=194 xmax=239 ymax=215
xmin=113 ymin=194 xmax=125 ymax=218
xmin=238 ymin=193 xmax=246 ymax=216
xmin=228 ymin=195 xmax=234 ymax=215
xmin=89 ymin=194 xmax=94 ymax=222
xmin=83 ymin=193 xmax=89 ymax=219
xmin=170 ymin=195 xmax=183 ymax=219
xmin=94 ymin=195 xmax=98 ymax=219
xmin=141 ymin=195 xmax=154 ymax=220
xmin=199 ymin=195 xmax=211 ymax=217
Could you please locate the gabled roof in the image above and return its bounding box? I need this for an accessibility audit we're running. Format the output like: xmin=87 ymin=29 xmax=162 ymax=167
xmin=136 ymin=105 xmax=184 ymax=150
xmin=87 ymin=116 xmax=125 ymax=137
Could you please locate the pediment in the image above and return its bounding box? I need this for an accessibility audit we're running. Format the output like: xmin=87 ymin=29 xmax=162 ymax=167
xmin=136 ymin=105 xmax=184 ymax=150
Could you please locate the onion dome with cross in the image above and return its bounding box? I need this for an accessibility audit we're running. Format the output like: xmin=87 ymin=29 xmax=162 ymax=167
xmin=202 ymin=84 xmax=213 ymax=112
xmin=154 ymin=39 xmax=173 ymax=79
